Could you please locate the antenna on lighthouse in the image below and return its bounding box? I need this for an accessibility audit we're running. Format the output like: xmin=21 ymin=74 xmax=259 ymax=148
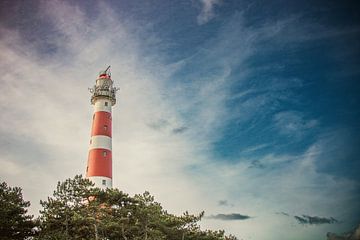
xmin=99 ymin=66 xmax=111 ymax=77
xmin=105 ymin=65 xmax=111 ymax=77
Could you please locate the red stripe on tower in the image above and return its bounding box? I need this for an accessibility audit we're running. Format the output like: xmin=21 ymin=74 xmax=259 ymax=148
xmin=91 ymin=111 xmax=112 ymax=137
xmin=86 ymin=66 xmax=118 ymax=189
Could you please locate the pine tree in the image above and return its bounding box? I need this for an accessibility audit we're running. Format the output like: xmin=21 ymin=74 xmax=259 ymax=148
xmin=36 ymin=175 xmax=237 ymax=240
xmin=0 ymin=182 xmax=35 ymax=240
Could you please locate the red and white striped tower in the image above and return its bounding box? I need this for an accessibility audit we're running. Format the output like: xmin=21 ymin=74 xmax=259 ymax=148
xmin=86 ymin=66 xmax=118 ymax=189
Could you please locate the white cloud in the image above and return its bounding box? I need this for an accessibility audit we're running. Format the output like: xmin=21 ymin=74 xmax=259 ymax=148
xmin=0 ymin=2 xmax=358 ymax=240
xmin=273 ymin=111 xmax=318 ymax=137
xmin=190 ymin=137 xmax=359 ymax=239
xmin=197 ymin=0 xmax=223 ymax=25
xmin=241 ymin=143 xmax=270 ymax=154
xmin=0 ymin=0 xmax=215 ymax=221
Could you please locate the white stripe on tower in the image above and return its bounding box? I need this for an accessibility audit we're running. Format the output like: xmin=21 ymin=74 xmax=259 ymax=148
xmin=89 ymin=136 xmax=112 ymax=151
xmin=86 ymin=67 xmax=117 ymax=189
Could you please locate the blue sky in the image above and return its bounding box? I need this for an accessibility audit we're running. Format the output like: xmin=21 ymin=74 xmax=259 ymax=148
xmin=0 ymin=0 xmax=359 ymax=239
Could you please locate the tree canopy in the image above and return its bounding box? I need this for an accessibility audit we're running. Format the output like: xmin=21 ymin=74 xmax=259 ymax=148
xmin=0 ymin=181 xmax=35 ymax=239
xmin=36 ymin=175 xmax=237 ymax=240
xmin=0 ymin=176 xmax=236 ymax=240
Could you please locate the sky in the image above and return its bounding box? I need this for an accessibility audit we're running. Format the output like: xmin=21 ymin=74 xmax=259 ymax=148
xmin=0 ymin=0 xmax=360 ymax=239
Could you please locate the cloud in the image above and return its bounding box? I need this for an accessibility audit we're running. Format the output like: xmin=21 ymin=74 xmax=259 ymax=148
xmin=0 ymin=0 xmax=202 ymax=218
xmin=218 ymin=200 xmax=234 ymax=207
xmin=218 ymin=200 xmax=228 ymax=206
xmin=241 ymin=144 xmax=270 ymax=154
xmin=147 ymin=119 xmax=188 ymax=135
xmin=1 ymin=2 xmax=359 ymax=240
xmin=273 ymin=111 xmax=318 ymax=137
xmin=248 ymin=160 xmax=265 ymax=169
xmin=172 ymin=126 xmax=188 ymax=134
xmin=275 ymin=212 xmax=290 ymax=216
xmin=294 ymin=215 xmax=338 ymax=225
xmin=207 ymin=213 xmax=251 ymax=221
xmin=147 ymin=119 xmax=170 ymax=131
xmin=197 ymin=0 xmax=222 ymax=25
xmin=195 ymin=134 xmax=360 ymax=239
xmin=327 ymin=224 xmax=360 ymax=240
xmin=275 ymin=211 xmax=340 ymax=226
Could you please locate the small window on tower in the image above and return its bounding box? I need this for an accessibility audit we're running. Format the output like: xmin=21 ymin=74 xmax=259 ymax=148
xmin=102 ymin=180 xmax=106 ymax=185
xmin=104 ymin=125 xmax=108 ymax=131
xmin=105 ymin=101 xmax=108 ymax=106
xmin=103 ymin=151 xmax=107 ymax=157
xmin=93 ymin=114 xmax=95 ymax=120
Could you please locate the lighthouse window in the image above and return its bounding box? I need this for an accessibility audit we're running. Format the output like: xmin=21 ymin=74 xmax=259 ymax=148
xmin=105 ymin=101 xmax=108 ymax=106
xmin=104 ymin=125 xmax=108 ymax=131
xmin=103 ymin=151 xmax=107 ymax=157
xmin=102 ymin=180 xmax=106 ymax=185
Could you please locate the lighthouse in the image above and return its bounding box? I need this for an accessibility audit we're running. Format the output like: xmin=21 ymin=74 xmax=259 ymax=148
xmin=86 ymin=66 xmax=118 ymax=189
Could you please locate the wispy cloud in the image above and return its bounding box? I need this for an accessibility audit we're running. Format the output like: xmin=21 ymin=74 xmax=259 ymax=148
xmin=327 ymin=224 xmax=360 ymax=240
xmin=197 ymin=0 xmax=223 ymax=25
xmin=147 ymin=119 xmax=188 ymax=135
xmin=218 ymin=200 xmax=234 ymax=207
xmin=147 ymin=119 xmax=170 ymax=131
xmin=248 ymin=160 xmax=265 ymax=169
xmin=241 ymin=144 xmax=270 ymax=154
xmin=1 ymin=1 xmax=359 ymax=240
xmin=207 ymin=213 xmax=251 ymax=221
xmin=276 ymin=211 xmax=339 ymax=226
xmin=275 ymin=211 xmax=290 ymax=217
xmin=294 ymin=215 xmax=338 ymax=225
xmin=193 ymin=133 xmax=359 ymax=238
xmin=0 ymin=0 xmax=197 ymax=216
xmin=172 ymin=126 xmax=188 ymax=134
xmin=273 ymin=111 xmax=318 ymax=137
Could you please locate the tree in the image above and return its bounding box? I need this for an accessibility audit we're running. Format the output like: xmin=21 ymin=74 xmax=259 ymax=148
xmin=36 ymin=175 xmax=237 ymax=240
xmin=0 ymin=182 xmax=35 ymax=240
xmin=36 ymin=175 xmax=98 ymax=239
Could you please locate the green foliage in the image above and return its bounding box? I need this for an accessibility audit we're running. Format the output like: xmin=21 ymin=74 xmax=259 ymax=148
xmin=0 ymin=181 xmax=35 ymax=240
xmin=37 ymin=175 xmax=97 ymax=239
xmin=36 ymin=175 xmax=237 ymax=240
